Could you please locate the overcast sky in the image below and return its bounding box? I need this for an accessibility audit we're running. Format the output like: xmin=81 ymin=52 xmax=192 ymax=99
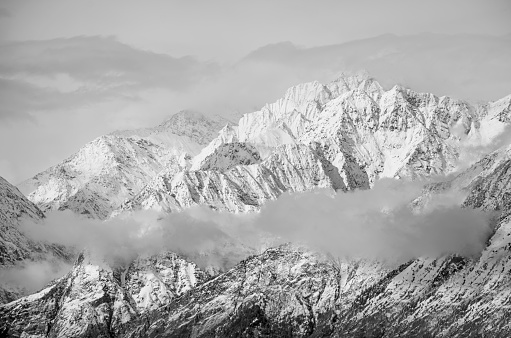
xmin=0 ymin=0 xmax=510 ymax=184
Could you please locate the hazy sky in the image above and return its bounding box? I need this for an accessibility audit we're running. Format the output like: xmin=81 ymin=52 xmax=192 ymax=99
xmin=0 ymin=0 xmax=510 ymax=184
xmin=1 ymin=0 xmax=510 ymax=60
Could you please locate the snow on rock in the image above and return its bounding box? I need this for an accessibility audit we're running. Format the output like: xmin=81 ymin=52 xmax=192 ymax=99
xmin=124 ymin=251 xmax=208 ymax=312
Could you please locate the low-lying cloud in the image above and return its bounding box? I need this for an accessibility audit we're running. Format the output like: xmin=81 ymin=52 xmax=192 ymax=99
xmin=19 ymin=179 xmax=494 ymax=272
xmin=19 ymin=209 xmax=255 ymax=272
xmin=0 ymin=256 xmax=72 ymax=297
xmin=253 ymin=180 xmax=494 ymax=262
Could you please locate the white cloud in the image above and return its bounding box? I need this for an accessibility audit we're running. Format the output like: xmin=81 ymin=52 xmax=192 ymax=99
xmin=19 ymin=209 xmax=250 ymax=270
xmin=19 ymin=179 xmax=494 ymax=271
xmin=0 ymin=257 xmax=72 ymax=296
xmin=251 ymin=179 xmax=494 ymax=262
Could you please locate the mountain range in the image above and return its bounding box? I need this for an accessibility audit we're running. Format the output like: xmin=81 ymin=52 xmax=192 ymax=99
xmin=1 ymin=73 xmax=511 ymax=337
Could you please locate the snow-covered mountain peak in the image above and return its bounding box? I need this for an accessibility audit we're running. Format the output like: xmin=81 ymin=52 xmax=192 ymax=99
xmin=109 ymin=110 xmax=231 ymax=155
xmin=18 ymin=111 xmax=230 ymax=219
xmin=153 ymin=110 xmax=231 ymax=145
xmin=329 ymin=71 xmax=383 ymax=98
xmin=117 ymin=75 xmax=511 ymax=216
xmin=17 ymin=75 xmax=509 ymax=220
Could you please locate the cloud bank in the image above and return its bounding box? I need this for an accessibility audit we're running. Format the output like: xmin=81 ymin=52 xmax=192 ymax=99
xmin=253 ymin=180 xmax=494 ymax=262
xmin=0 ymin=36 xmax=218 ymax=122
xmin=19 ymin=209 xmax=255 ymax=273
xmin=19 ymin=179 xmax=493 ymax=271
xmin=8 ymin=178 xmax=494 ymax=294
